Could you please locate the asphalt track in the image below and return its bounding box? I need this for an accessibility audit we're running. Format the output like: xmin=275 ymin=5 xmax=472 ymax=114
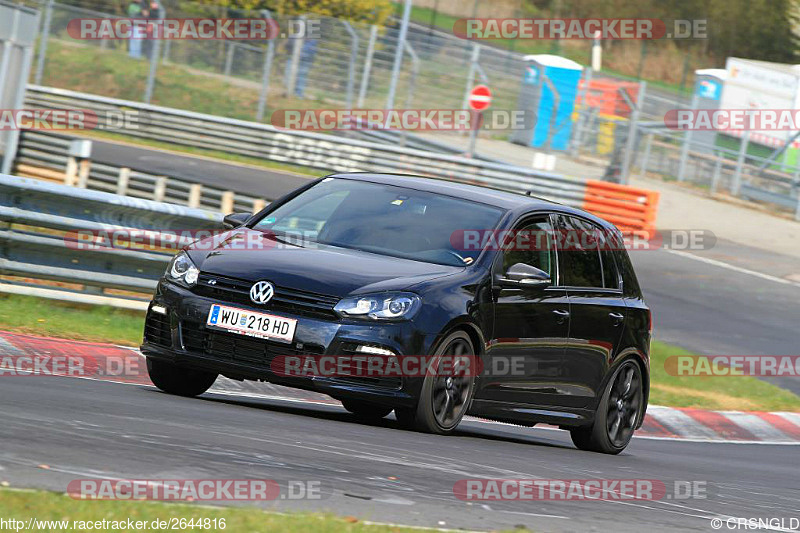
xmin=1 ymin=375 xmax=798 ymax=532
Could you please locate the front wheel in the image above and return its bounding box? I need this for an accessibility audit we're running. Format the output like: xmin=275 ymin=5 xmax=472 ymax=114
xmin=400 ymin=331 xmax=476 ymax=435
xmin=570 ymin=359 xmax=643 ymax=454
xmin=147 ymin=359 xmax=218 ymax=397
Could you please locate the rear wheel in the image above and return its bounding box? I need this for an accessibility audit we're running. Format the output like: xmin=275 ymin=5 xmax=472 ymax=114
xmin=570 ymin=359 xmax=643 ymax=454
xmin=341 ymin=399 xmax=393 ymax=420
xmin=398 ymin=331 xmax=476 ymax=435
xmin=147 ymin=359 xmax=218 ymax=397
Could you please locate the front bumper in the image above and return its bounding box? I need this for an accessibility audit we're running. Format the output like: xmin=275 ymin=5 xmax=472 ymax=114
xmin=140 ymin=280 xmax=439 ymax=407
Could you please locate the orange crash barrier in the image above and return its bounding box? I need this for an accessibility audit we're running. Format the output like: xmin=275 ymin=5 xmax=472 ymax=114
xmin=582 ymin=180 xmax=660 ymax=238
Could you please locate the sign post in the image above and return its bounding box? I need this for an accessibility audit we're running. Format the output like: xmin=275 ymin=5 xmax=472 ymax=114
xmin=467 ymin=84 xmax=492 ymax=158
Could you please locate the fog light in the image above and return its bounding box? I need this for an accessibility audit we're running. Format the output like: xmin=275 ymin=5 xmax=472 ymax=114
xmin=355 ymin=345 xmax=395 ymax=356
xmin=151 ymin=304 xmax=167 ymax=315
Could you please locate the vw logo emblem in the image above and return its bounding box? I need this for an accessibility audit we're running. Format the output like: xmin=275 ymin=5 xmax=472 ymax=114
xmin=249 ymin=281 xmax=275 ymax=305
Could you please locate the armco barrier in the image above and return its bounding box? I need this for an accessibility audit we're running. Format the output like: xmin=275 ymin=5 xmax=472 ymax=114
xmin=0 ymin=174 xmax=222 ymax=307
xmin=583 ymin=180 xmax=660 ymax=237
xmin=20 ymin=86 xmax=660 ymax=236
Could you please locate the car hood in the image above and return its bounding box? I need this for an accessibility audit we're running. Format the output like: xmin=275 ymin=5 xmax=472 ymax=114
xmin=189 ymin=229 xmax=462 ymax=297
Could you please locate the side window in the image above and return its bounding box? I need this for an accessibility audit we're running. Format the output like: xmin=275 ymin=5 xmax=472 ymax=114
xmin=502 ymin=217 xmax=553 ymax=277
xmin=555 ymin=215 xmax=603 ymax=288
xmin=599 ymin=228 xmax=621 ymax=289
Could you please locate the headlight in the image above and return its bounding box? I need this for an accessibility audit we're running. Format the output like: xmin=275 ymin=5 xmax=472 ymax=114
xmin=166 ymin=251 xmax=199 ymax=287
xmin=334 ymin=292 xmax=421 ymax=320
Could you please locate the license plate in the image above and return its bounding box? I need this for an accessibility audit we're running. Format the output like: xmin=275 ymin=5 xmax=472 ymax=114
xmin=206 ymin=304 xmax=297 ymax=343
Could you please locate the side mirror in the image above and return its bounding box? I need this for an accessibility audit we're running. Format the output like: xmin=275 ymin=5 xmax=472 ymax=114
xmin=223 ymin=212 xmax=251 ymax=229
xmin=499 ymin=263 xmax=551 ymax=289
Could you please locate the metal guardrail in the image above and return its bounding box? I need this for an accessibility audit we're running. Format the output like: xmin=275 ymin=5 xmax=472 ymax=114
xmin=23 ymin=85 xmax=588 ymax=206
xmin=16 ymin=131 xmax=268 ymax=214
xmin=0 ymin=173 xmax=222 ymax=307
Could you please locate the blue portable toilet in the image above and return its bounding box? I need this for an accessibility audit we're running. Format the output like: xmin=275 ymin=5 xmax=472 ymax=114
xmin=511 ymin=54 xmax=583 ymax=151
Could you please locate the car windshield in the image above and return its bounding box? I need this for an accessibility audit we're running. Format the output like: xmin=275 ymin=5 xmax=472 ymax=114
xmin=251 ymin=178 xmax=505 ymax=267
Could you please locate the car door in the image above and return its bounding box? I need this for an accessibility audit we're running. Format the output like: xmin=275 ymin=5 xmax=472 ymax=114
xmin=554 ymin=214 xmax=627 ymax=408
xmin=478 ymin=214 xmax=571 ymax=407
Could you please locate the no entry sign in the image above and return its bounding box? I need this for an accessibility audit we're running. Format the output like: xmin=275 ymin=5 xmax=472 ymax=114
xmin=468 ymin=85 xmax=492 ymax=111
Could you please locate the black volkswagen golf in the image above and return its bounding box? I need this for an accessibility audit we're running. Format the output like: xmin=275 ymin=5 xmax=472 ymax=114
xmin=142 ymin=173 xmax=651 ymax=454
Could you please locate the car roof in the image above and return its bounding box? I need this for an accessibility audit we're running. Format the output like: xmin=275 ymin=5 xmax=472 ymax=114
xmin=326 ymin=172 xmax=616 ymax=230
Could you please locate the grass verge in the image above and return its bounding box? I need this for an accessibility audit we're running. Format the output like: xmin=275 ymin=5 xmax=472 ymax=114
xmin=648 ymin=340 xmax=800 ymax=411
xmin=0 ymin=488 xmax=424 ymax=533
xmin=1 ymin=293 xmax=798 ymax=412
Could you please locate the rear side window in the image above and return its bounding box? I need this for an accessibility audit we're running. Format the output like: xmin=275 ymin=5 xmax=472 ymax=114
xmin=555 ymin=215 xmax=603 ymax=288
xmin=598 ymin=230 xmax=621 ymax=289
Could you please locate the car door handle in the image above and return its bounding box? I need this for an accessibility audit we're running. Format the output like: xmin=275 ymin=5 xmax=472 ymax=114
xmin=553 ymin=309 xmax=570 ymax=324
xmin=609 ymin=312 xmax=625 ymax=326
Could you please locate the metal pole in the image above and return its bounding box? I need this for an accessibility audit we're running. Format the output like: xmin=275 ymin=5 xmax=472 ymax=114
xmin=619 ymin=81 xmax=646 ymax=185
xmin=341 ymin=21 xmax=359 ymax=110
xmin=403 ymin=40 xmax=419 ymax=109
xmin=357 ymin=25 xmax=378 ymax=108
xmin=256 ymin=9 xmax=275 ymax=122
xmin=541 ymin=74 xmax=560 ymax=152
xmin=162 ymin=40 xmax=171 ymax=64
xmin=638 ymin=133 xmax=653 ymax=178
xmin=34 ymin=0 xmax=53 ymax=85
xmin=467 ymin=111 xmax=481 ymax=157
xmin=461 ymin=43 xmax=480 ymax=111
xmin=677 ymin=92 xmax=699 ymax=182
xmin=224 ymin=42 xmax=235 ymax=76
xmin=143 ymin=6 xmax=165 ymax=104
xmin=731 ymin=130 xmax=750 ymax=196
xmin=570 ymin=67 xmax=592 ymax=156
xmin=386 ymin=0 xmax=413 ymax=110
xmin=710 ymin=153 xmax=723 ymax=193
xmin=286 ymin=15 xmax=305 ymax=97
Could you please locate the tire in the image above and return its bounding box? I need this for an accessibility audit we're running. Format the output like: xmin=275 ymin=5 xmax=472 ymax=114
xmin=400 ymin=331 xmax=477 ymax=435
xmin=147 ymin=358 xmax=218 ymax=398
xmin=570 ymin=359 xmax=644 ymax=454
xmin=341 ymin=399 xmax=393 ymax=420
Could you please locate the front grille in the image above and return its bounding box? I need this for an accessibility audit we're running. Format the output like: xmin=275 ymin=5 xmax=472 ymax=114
xmin=144 ymin=310 xmax=171 ymax=348
xmin=181 ymin=321 xmax=324 ymax=368
xmin=193 ymin=273 xmax=340 ymax=319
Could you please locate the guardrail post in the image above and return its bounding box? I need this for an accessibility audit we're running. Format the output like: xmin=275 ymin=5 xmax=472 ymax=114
xmin=76 ymin=159 xmax=91 ymax=188
xmin=253 ymin=199 xmax=267 ymax=213
xmin=153 ymin=176 xmax=167 ymax=202
xmin=188 ymin=184 xmax=203 ymax=208
xmin=116 ymin=168 xmax=131 ymax=195
xmin=65 ymin=158 xmax=78 ymax=187
xmin=221 ymin=191 xmax=235 ymax=214
xmin=357 ymin=25 xmax=378 ymax=108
